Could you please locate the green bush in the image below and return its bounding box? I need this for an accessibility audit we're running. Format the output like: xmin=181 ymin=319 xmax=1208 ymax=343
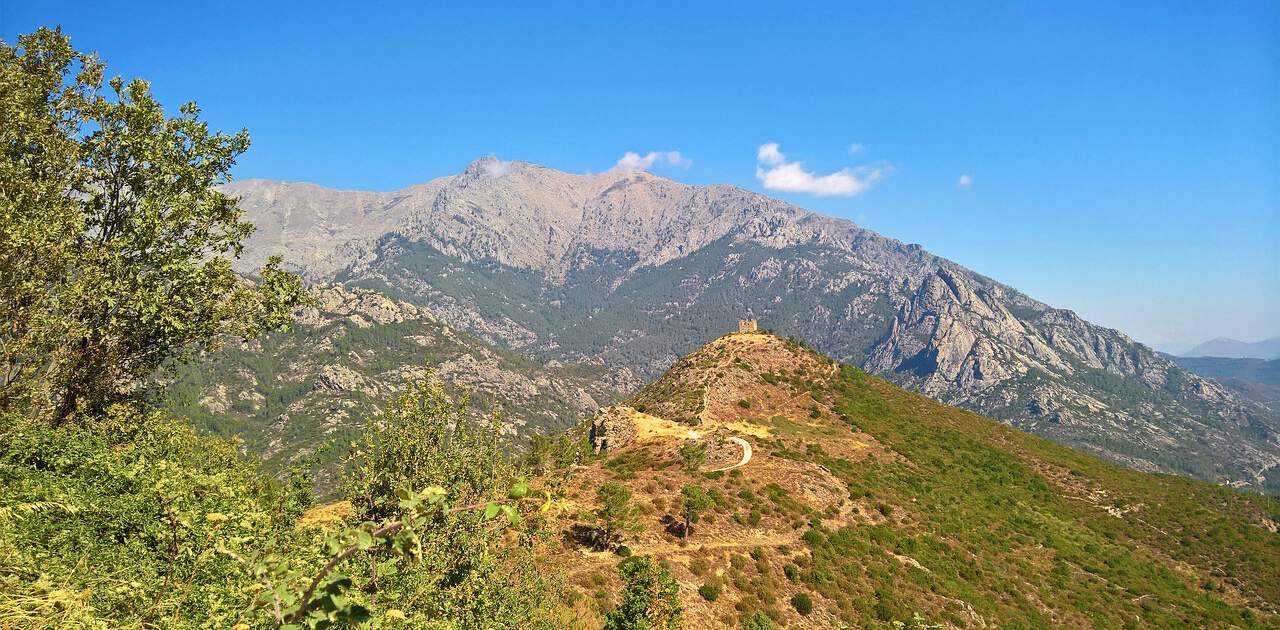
xmin=738 ymin=399 xmax=752 ymax=409
xmin=784 ymin=564 xmax=800 ymax=582
xmin=699 ymin=583 xmax=721 ymax=601
xmin=791 ymin=592 xmax=814 ymax=615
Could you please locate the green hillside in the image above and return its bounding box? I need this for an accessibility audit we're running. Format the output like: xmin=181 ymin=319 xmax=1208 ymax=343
xmin=547 ymin=332 xmax=1280 ymax=628
xmin=164 ymin=284 xmax=623 ymax=490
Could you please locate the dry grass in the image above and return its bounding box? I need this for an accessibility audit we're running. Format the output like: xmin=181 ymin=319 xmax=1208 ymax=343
xmin=297 ymin=500 xmax=354 ymax=530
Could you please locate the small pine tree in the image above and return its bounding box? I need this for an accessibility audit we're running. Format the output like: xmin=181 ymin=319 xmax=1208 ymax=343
xmin=604 ymin=556 xmax=682 ymax=630
xmin=678 ymin=441 xmax=706 ymax=472
xmin=596 ymin=482 xmax=642 ymax=549
xmin=679 ymin=485 xmax=714 ymax=540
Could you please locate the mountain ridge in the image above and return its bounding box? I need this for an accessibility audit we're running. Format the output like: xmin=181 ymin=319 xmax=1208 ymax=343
xmin=220 ymin=158 xmax=1280 ymax=493
xmin=1184 ymin=337 xmax=1280 ymax=360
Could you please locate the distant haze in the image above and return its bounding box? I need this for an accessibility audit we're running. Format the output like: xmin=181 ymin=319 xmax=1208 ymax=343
xmin=1182 ymin=337 xmax=1280 ymax=360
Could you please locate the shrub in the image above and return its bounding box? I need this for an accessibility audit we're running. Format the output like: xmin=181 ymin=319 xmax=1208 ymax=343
xmin=689 ymin=557 xmax=711 ymax=576
xmin=791 ymin=592 xmax=814 ymax=615
xmin=740 ymin=611 xmax=776 ymax=629
xmin=699 ymin=584 xmax=721 ymax=601
xmin=738 ymin=399 xmax=752 ymax=409
xmin=784 ymin=564 xmax=800 ymax=582
xmin=616 ymin=545 xmax=633 ymax=557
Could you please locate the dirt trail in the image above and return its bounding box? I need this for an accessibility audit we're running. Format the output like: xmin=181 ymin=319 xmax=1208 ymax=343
xmin=706 ymin=437 xmax=752 ymax=472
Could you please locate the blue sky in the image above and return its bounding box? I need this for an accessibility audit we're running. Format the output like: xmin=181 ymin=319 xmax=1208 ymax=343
xmin=5 ymin=1 xmax=1277 ymax=352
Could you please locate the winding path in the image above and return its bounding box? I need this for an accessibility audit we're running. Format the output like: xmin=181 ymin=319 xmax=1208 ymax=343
xmin=707 ymin=436 xmax=752 ymax=472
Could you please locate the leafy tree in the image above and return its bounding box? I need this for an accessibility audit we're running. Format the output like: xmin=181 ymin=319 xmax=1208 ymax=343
xmin=595 ymin=482 xmax=642 ymax=549
xmin=679 ymin=484 xmax=714 ymax=540
xmin=678 ymin=441 xmax=706 ymax=472
xmin=337 ymin=376 xmax=545 ymax=627
xmin=0 ymin=28 xmax=308 ymax=422
xmin=604 ymin=556 xmax=682 ymax=630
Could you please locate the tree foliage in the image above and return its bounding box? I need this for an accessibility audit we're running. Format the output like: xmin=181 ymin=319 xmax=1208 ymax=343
xmin=0 ymin=29 xmax=549 ymax=629
xmin=677 ymin=441 xmax=706 ymax=472
xmin=336 ymin=377 xmax=546 ymax=627
xmin=0 ymin=27 xmax=308 ymax=421
xmin=595 ymin=482 xmax=642 ymax=550
xmin=678 ymin=484 xmax=714 ymax=540
xmin=603 ymin=556 xmax=682 ymax=630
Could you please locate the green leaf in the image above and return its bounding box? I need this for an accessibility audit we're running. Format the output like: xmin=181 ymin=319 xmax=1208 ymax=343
xmin=508 ymin=481 xmax=529 ymax=500
xmin=345 ymin=604 xmax=372 ymax=623
xmin=500 ymin=504 xmax=520 ymax=525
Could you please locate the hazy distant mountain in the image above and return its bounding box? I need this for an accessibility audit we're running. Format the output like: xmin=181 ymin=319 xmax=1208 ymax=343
xmin=1183 ymin=337 xmax=1280 ymax=360
xmin=219 ymin=158 xmax=1280 ymax=493
xmin=1171 ymin=355 xmax=1280 ymax=412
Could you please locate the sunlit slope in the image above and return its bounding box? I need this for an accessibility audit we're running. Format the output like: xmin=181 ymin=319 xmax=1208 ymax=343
xmin=548 ymin=332 xmax=1279 ymax=628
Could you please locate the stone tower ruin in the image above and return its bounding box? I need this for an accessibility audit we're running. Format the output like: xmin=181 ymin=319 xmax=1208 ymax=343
xmin=737 ymin=319 xmax=758 ymax=333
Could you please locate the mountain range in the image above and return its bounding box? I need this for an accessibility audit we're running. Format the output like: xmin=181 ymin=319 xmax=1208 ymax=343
xmin=1183 ymin=337 xmax=1280 ymax=360
xmin=209 ymin=157 xmax=1280 ymax=493
xmin=1172 ymin=355 xmax=1280 ymax=414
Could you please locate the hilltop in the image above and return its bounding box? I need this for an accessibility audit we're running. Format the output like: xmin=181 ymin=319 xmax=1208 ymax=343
xmin=540 ymin=330 xmax=1280 ymax=628
xmin=223 ymin=159 xmax=1280 ymax=493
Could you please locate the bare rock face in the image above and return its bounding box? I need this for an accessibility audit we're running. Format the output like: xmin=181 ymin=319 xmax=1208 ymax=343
xmin=590 ymin=405 xmax=639 ymax=453
xmin=225 ymin=158 xmax=1280 ymax=493
xmin=314 ymin=364 xmax=374 ymax=395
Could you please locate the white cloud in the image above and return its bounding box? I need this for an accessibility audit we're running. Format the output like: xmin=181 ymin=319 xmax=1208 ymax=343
xmin=613 ymin=150 xmax=692 ymax=172
xmin=480 ymin=156 xmax=511 ymax=178
xmin=757 ymin=142 xmax=786 ymax=166
xmin=754 ymin=142 xmax=888 ymax=197
xmin=847 ymin=143 xmax=866 ymax=155
xmin=957 ymin=174 xmax=973 ymax=189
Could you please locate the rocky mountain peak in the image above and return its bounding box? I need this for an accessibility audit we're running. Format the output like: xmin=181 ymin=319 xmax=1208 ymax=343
xmin=224 ymin=160 xmax=1280 ymax=493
